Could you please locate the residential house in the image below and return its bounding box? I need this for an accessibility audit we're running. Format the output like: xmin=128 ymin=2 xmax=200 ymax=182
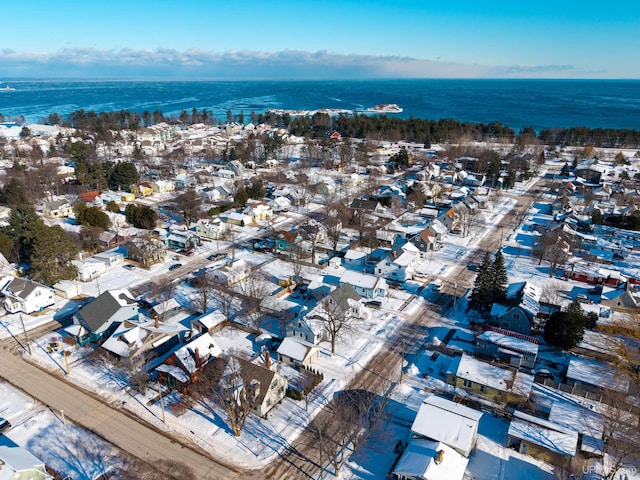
xmin=410 ymin=228 xmax=438 ymax=257
xmin=71 ymin=289 xmax=139 ymax=345
xmin=600 ymin=283 xmax=640 ymax=311
xmin=564 ymin=264 xmax=625 ymax=288
xmin=339 ymin=270 xmax=387 ymax=299
xmin=410 ymin=395 xmax=483 ymax=457
xmin=225 ymin=160 xmax=244 ymax=175
xmin=52 ymin=280 xmax=82 ymax=299
xmin=43 ymin=200 xmax=73 ymax=219
xmin=243 ymin=202 xmax=273 ymax=222
xmin=277 ymin=337 xmax=319 ymax=368
xmin=288 ymin=284 xmax=363 ymax=344
xmin=126 ymin=236 xmax=167 ymax=267
xmin=73 ymin=258 xmax=107 ymax=282
xmin=1 ymin=277 xmax=55 ymax=314
xmin=101 ymin=318 xmax=187 ymax=361
xmin=93 ymin=250 xmax=125 ymax=267
xmin=166 ymin=229 xmax=201 ymax=251
xmin=349 ymin=198 xmax=384 ymax=217
xmin=427 ymin=219 xmax=448 ymax=242
xmin=99 ymin=231 xmax=125 ymax=249
xmin=447 ymin=353 xmax=534 ymax=404
xmin=156 ymin=332 xmax=222 ymax=389
xmin=190 ymin=310 xmax=226 ymax=335
xmin=315 ymin=180 xmax=336 ymax=195
xmin=488 ymin=281 xmax=542 ymax=334
xmin=230 ymin=357 xmax=288 ymax=417
xmin=375 ymin=248 xmax=419 ymax=283
xmin=77 ymin=190 xmax=103 ymax=208
xmin=343 ymin=249 xmax=367 ymax=270
xmin=217 ymin=169 xmax=235 ymax=179
xmin=475 ymin=328 xmax=539 ymax=369
xmin=150 ymin=298 xmax=182 ymax=321
xmin=225 ymin=211 xmax=252 ymax=226
xmin=276 ymin=230 xmax=304 ymax=254
xmin=392 ymin=440 xmax=468 ymax=480
xmin=195 ymin=218 xmax=227 ymax=241
xmin=565 ymin=357 xmax=630 ymax=395
xmin=210 ymin=258 xmax=250 ymax=286
xmin=268 ymin=196 xmax=291 ymax=213
xmin=507 ymin=411 xmax=578 ymax=466
xmin=131 ymin=182 xmax=153 ymax=198
xmin=0 ymin=440 xmax=53 ymax=480
xmin=151 ymin=180 xmax=175 ymax=193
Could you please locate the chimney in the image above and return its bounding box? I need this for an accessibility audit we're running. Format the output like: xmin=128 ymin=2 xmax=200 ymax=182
xmin=264 ymin=350 xmax=271 ymax=369
xmin=194 ymin=347 xmax=201 ymax=368
xmin=154 ymin=316 xmax=159 ymax=329
xmin=435 ymin=449 xmax=444 ymax=465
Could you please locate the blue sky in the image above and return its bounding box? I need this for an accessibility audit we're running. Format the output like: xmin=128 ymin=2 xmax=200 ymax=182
xmin=1 ymin=0 xmax=638 ymax=79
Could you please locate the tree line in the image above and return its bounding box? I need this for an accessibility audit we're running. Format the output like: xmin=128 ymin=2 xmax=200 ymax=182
xmin=4 ymin=108 xmax=640 ymax=148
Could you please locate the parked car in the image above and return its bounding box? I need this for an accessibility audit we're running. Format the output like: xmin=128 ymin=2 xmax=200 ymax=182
xmin=122 ymin=264 xmax=136 ymax=270
xmin=168 ymin=263 xmax=182 ymax=271
xmin=0 ymin=418 xmax=11 ymax=434
xmin=207 ymin=253 xmax=226 ymax=261
xmin=366 ymin=300 xmax=383 ymax=309
xmin=576 ymin=293 xmax=591 ymax=303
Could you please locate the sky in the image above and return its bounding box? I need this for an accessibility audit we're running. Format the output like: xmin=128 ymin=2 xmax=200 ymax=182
xmin=1 ymin=0 xmax=639 ymax=79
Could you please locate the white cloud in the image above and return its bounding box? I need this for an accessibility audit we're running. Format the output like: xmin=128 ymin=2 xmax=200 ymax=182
xmin=0 ymin=47 xmax=582 ymax=79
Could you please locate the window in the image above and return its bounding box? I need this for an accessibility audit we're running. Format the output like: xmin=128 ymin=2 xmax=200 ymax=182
xmin=480 ymin=385 xmax=486 ymax=393
xmin=513 ymin=313 xmax=520 ymax=319
xmin=463 ymin=379 xmax=473 ymax=388
xmin=501 ymin=321 xmax=510 ymax=328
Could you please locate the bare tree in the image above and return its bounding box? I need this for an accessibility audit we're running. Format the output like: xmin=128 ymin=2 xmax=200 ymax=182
xmin=194 ymin=356 xmax=259 ymax=437
xmin=316 ymin=292 xmax=359 ymax=355
xmin=191 ymin=269 xmax=215 ymax=314
xmin=540 ymin=280 xmax=564 ymax=306
xmin=239 ymin=269 xmax=274 ymax=333
xmin=458 ymin=204 xmax=480 ymax=238
xmin=210 ymin=278 xmax=236 ymax=321
xmin=174 ymin=188 xmax=202 ymax=228
xmin=533 ymin=228 xmax=568 ymax=277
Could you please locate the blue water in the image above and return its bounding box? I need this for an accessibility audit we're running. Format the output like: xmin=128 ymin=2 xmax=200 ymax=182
xmin=1 ymin=79 xmax=639 ymax=132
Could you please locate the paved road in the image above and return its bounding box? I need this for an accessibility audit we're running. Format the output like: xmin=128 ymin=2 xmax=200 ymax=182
xmin=0 ymin=346 xmax=240 ymax=479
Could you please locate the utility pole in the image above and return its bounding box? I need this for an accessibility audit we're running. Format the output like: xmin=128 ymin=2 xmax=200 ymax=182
xmin=63 ymin=351 xmax=70 ymax=375
xmin=400 ymin=340 xmax=405 ymax=383
xmin=453 ymin=283 xmax=458 ymax=312
xmin=19 ymin=314 xmax=31 ymax=355
xmin=157 ymin=384 xmax=166 ymax=424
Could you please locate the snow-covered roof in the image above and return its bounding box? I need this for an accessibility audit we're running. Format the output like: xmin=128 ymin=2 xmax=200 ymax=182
xmin=451 ymin=354 xmax=517 ymax=394
xmin=508 ymin=410 xmax=578 ymax=457
xmin=193 ymin=310 xmax=226 ymax=330
xmin=566 ymin=357 xmax=630 ymax=393
xmin=156 ymin=364 xmax=189 ymax=384
xmin=339 ymin=270 xmax=384 ymax=291
xmin=393 ymin=439 xmax=468 ymax=480
xmin=0 ymin=441 xmax=48 ymax=478
xmin=476 ymin=331 xmax=539 ymax=356
xmin=277 ymin=337 xmax=318 ymax=362
xmin=411 ymin=395 xmax=482 ymax=455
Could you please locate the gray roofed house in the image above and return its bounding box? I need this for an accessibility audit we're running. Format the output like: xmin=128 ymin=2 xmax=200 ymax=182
xmin=72 ymin=288 xmax=139 ymax=344
xmin=1 ymin=277 xmax=55 ymax=314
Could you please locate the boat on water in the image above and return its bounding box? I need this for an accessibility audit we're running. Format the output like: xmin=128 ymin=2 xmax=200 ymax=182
xmin=0 ymin=85 xmax=16 ymax=91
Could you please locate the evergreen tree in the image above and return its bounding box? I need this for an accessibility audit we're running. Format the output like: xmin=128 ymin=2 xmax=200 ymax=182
xmin=469 ymin=252 xmax=492 ymax=312
xmin=30 ymin=225 xmax=78 ymax=285
xmin=544 ymin=300 xmax=585 ymax=349
xmin=488 ymin=249 xmax=508 ymax=304
xmin=560 ymin=163 xmax=570 ymax=176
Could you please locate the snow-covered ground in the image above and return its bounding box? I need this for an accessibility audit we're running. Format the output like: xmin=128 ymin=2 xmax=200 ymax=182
xmin=2 ymin=168 xmax=639 ymax=479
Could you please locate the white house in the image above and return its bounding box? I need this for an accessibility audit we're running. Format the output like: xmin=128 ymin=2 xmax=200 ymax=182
xmin=268 ymin=196 xmax=292 ymax=213
xmin=210 ymin=259 xmax=250 ymax=286
xmin=0 ymin=441 xmax=53 ymax=480
xmin=195 ymin=218 xmax=227 ymax=240
xmin=1 ymin=277 xmax=56 ymax=314
xmin=375 ymin=249 xmax=420 ymax=282
xmin=73 ymin=259 xmax=107 ymax=282
xmin=410 ymin=395 xmax=483 ymax=457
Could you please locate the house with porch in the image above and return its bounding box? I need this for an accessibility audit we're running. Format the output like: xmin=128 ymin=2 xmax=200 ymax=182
xmin=447 ymin=353 xmax=534 ymax=404
xmin=70 ymin=289 xmax=140 ymax=345
xmin=243 ymin=201 xmax=273 ymax=222
xmin=100 ymin=318 xmax=187 ymax=361
xmin=165 ymin=229 xmax=201 ymax=251
xmin=488 ymin=281 xmax=542 ymax=335
xmin=475 ymin=328 xmax=539 ymax=369
xmin=195 ymin=218 xmax=227 ymax=240
xmin=374 ymin=248 xmax=419 ymax=283
xmin=43 ymin=200 xmax=73 ymax=219
xmin=1 ymin=277 xmax=56 ymax=314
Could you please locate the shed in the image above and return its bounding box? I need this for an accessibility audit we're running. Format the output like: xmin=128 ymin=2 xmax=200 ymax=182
xmin=277 ymin=337 xmax=319 ymax=368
